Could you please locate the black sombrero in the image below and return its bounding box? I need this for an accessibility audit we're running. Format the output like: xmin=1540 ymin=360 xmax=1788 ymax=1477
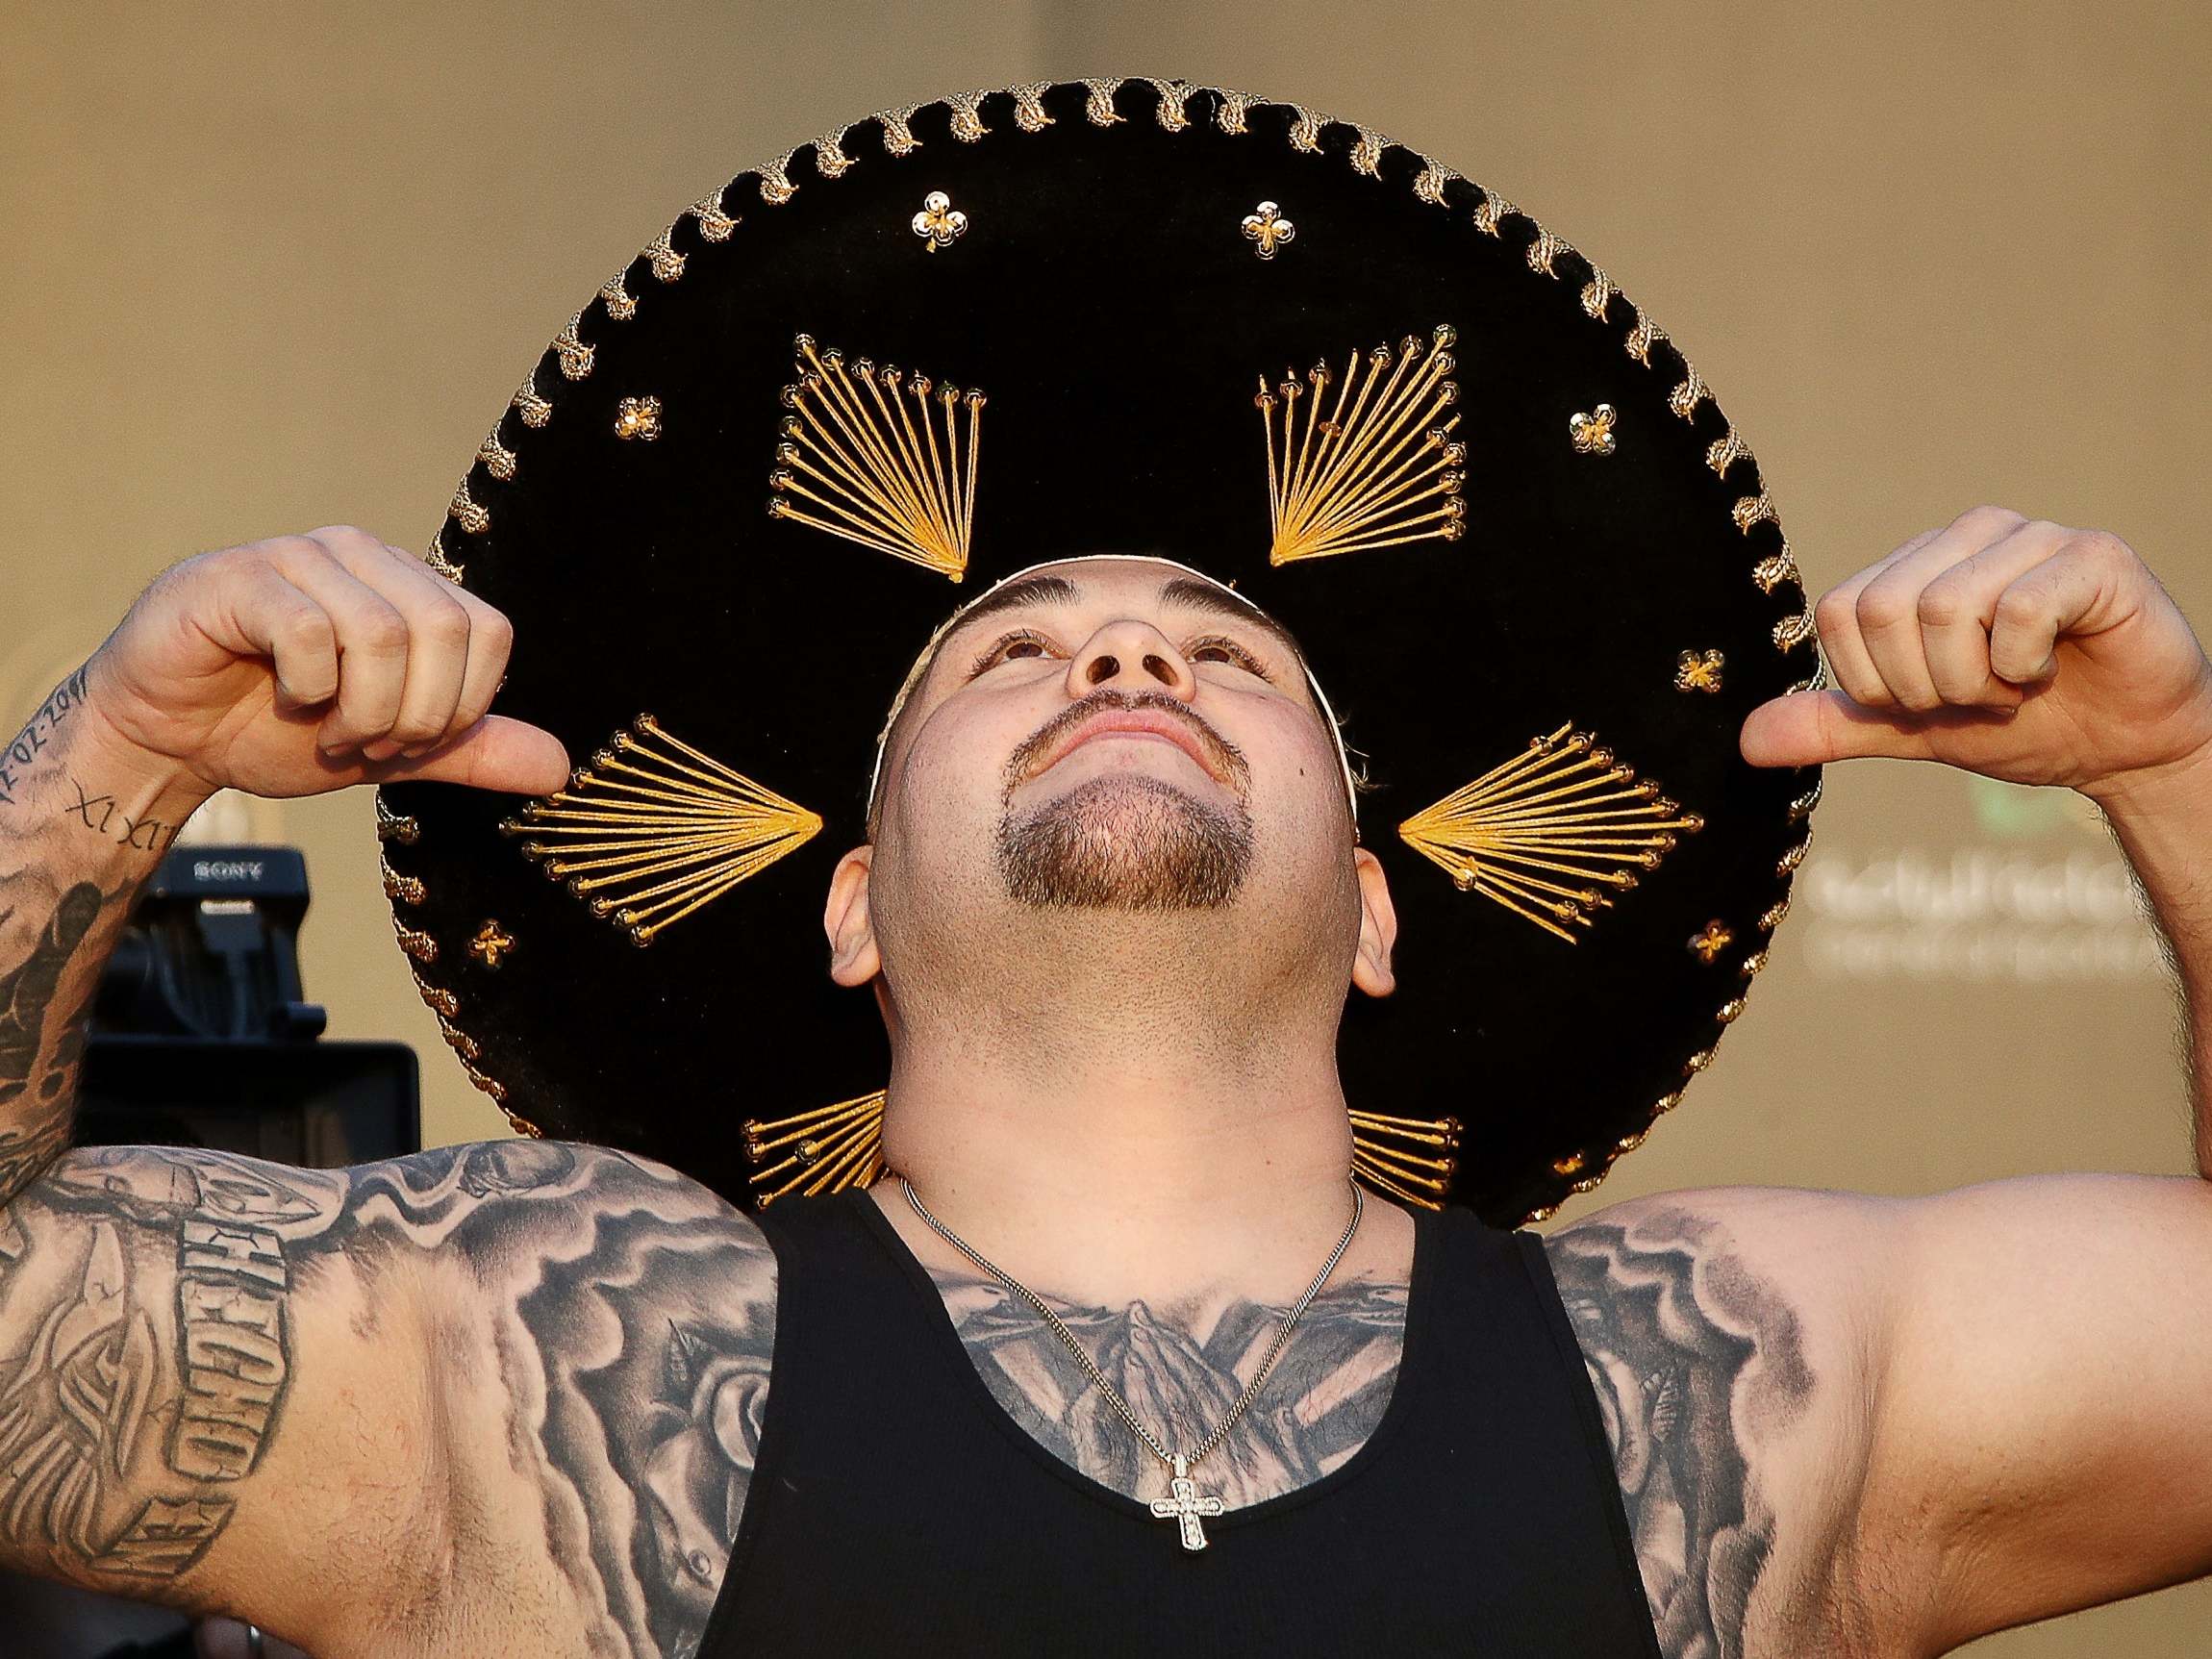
xmin=375 ymin=75 xmax=1824 ymax=1229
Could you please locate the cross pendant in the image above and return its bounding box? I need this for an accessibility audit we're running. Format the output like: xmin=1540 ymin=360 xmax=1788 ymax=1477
xmin=1148 ymin=1454 xmax=1225 ymax=1552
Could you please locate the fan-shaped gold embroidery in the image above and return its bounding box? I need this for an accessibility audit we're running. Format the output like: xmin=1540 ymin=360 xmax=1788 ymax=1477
xmin=501 ymin=715 xmax=821 ymax=946
xmin=1349 ymin=1110 xmax=1462 ymax=1209
xmin=1258 ymin=324 xmax=1466 ymax=566
xmin=1399 ymin=722 xmax=1703 ymax=942
xmin=743 ymin=1090 xmax=887 ymax=1207
xmin=767 ymin=334 xmax=982 ymax=582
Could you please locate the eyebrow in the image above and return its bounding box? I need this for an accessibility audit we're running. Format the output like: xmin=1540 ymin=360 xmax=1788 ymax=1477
xmin=936 ymin=570 xmax=1307 ymax=666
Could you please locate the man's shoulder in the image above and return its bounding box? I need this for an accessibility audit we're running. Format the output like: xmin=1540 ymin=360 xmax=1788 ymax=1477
xmin=397 ymin=1140 xmax=781 ymax=1655
xmin=1535 ymin=1185 xmax=1902 ymax=1657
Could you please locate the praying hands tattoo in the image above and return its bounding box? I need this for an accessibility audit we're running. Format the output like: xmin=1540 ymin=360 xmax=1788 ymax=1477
xmin=924 ymin=1264 xmax=1409 ymax=1509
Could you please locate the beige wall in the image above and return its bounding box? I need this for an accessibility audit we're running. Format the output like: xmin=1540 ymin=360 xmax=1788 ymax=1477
xmin=7 ymin=2 xmax=2207 ymax=1649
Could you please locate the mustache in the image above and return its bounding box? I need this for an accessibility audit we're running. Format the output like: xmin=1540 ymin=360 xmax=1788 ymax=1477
xmin=1000 ymin=689 xmax=1251 ymax=799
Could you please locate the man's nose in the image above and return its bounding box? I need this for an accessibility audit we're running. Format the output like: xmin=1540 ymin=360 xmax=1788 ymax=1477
xmin=1065 ymin=618 xmax=1198 ymax=701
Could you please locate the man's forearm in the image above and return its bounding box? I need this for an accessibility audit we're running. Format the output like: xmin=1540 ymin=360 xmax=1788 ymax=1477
xmin=0 ymin=664 xmax=207 ymax=1203
xmin=2085 ymin=742 xmax=2212 ymax=1176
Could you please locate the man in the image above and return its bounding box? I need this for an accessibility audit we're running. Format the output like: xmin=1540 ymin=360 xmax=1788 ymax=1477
xmin=0 ymin=509 xmax=2207 ymax=1656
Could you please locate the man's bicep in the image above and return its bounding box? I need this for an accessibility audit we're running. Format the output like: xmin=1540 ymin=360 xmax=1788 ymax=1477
xmin=482 ymin=1148 xmax=779 ymax=1659
xmin=1545 ymin=1185 xmax=1905 ymax=1657
xmin=0 ymin=1143 xmax=407 ymax=1615
xmin=0 ymin=1136 xmax=779 ymax=1653
xmin=1868 ymin=1170 xmax=2212 ymax=1648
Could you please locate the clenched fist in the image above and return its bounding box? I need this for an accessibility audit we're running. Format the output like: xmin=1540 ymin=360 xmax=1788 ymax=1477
xmin=77 ymin=526 xmax=568 ymax=805
xmin=1741 ymin=506 xmax=2212 ymax=802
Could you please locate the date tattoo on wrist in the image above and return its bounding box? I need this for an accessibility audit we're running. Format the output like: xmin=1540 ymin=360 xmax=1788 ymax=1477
xmin=0 ymin=666 xmax=92 ymax=809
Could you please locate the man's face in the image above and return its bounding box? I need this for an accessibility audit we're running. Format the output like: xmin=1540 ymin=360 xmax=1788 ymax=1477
xmin=831 ymin=556 xmax=1397 ymax=1010
xmin=869 ymin=559 xmax=1351 ymax=906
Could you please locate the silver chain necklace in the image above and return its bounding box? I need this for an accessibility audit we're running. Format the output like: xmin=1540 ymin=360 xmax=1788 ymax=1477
xmin=898 ymin=1173 xmax=1364 ymax=1553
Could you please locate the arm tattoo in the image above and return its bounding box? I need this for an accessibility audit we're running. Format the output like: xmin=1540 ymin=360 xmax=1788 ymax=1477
xmin=926 ymin=1266 xmax=1408 ymax=1507
xmin=63 ymin=777 xmax=185 ymax=858
xmin=0 ymin=882 xmax=108 ymax=1201
xmin=1545 ymin=1214 xmax=1814 ymax=1659
xmin=0 ymin=666 xmax=92 ymax=810
xmin=0 ymin=1136 xmax=774 ymax=1659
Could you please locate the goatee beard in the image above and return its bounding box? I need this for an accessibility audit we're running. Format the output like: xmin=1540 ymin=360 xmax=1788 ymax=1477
xmin=996 ymin=772 xmax=1254 ymax=910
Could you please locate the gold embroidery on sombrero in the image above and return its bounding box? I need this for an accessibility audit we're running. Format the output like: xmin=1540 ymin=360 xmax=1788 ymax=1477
xmin=687 ymin=191 xmax=738 ymax=242
xmin=811 ymin=126 xmax=859 ymax=178
xmin=1348 ymin=1111 xmax=1461 ymax=1210
xmin=464 ymin=1059 xmax=511 ymax=1108
xmin=552 ymin=312 xmax=593 ymax=380
xmin=379 ymin=856 xmax=424 ymax=908
xmin=465 ymin=919 xmax=515 ymax=969
xmin=911 ymin=189 xmax=968 ymax=252
xmin=1569 ymin=403 xmax=1619 ymax=456
xmin=1144 ymin=78 xmax=1202 ymax=131
xmin=392 ymin=917 xmax=437 ymax=964
xmin=1241 ymin=200 xmax=1295 ymax=259
xmin=743 ymin=1089 xmax=887 ymax=1207
xmin=1580 ymin=267 xmax=1615 ymax=319
xmin=1688 ymin=919 xmax=1734 ymax=963
xmin=944 ymin=89 xmax=993 ymax=142
xmin=448 ymin=479 xmax=488 ymax=536
xmin=1706 ymin=426 xmax=1753 ymax=478
xmin=768 ymin=334 xmax=982 ymax=581
xmin=1083 ymin=78 xmax=1129 ymax=125
xmin=373 ymin=794 xmax=420 ymax=844
xmin=512 ymin=368 xmax=553 ymax=428
xmin=643 ymin=224 xmax=686 ymax=281
xmin=871 ymin=102 xmax=929 ymax=155
xmin=1525 ymin=226 xmax=1571 ymax=276
xmin=1258 ymin=324 xmax=1466 ymax=566
xmin=1009 ymin=82 xmax=1055 ymax=132
xmin=411 ymin=975 xmax=459 ymax=1020
xmin=758 ymin=151 xmax=800 ymax=205
xmin=1674 ymin=648 xmax=1725 ymax=692
xmin=1776 ymin=831 xmax=1813 ymax=876
xmin=422 ymin=529 xmax=464 ymax=586
xmin=437 ymin=1016 xmax=481 ymax=1062
xmin=1285 ymin=103 xmax=1330 ymax=153
xmin=1410 ymin=153 xmax=1459 ymax=205
xmin=1397 ymin=723 xmax=1704 ymax=943
xmin=477 ymin=426 xmax=517 ymax=482
xmin=1752 ymin=538 xmax=1798 ymax=594
xmin=1785 ymin=651 xmax=1831 ymax=697
xmin=613 ymin=396 xmax=662 ymax=441
xmin=1773 ymin=609 xmax=1818 ymax=650
xmin=501 ymin=715 xmax=822 ymax=947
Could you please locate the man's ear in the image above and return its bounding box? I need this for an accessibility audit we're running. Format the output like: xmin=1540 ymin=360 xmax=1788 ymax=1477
xmin=823 ymin=844 xmax=882 ymax=987
xmin=1349 ymin=844 xmax=1397 ymax=998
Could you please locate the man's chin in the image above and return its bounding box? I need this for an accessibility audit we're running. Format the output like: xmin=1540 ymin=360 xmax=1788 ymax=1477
xmin=995 ymin=772 xmax=1254 ymax=911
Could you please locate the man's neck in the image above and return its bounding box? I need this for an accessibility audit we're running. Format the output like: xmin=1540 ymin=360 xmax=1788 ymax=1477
xmin=872 ymin=978 xmax=1396 ymax=1310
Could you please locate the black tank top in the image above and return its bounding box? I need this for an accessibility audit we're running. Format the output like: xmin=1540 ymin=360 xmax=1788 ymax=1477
xmin=697 ymin=1187 xmax=1661 ymax=1657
